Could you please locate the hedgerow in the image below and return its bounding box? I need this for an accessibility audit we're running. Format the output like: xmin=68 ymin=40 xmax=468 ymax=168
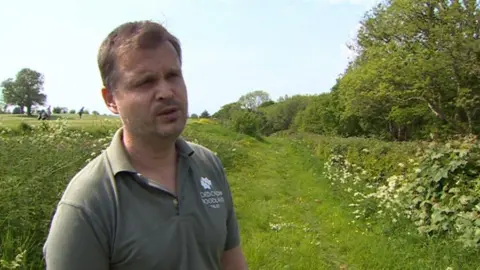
xmin=310 ymin=134 xmax=480 ymax=248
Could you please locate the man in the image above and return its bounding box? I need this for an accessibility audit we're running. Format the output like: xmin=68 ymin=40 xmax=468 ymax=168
xmin=78 ymin=106 xmax=84 ymax=119
xmin=43 ymin=20 xmax=248 ymax=270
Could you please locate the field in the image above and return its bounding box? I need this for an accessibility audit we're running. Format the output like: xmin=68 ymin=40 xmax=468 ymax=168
xmin=0 ymin=117 xmax=479 ymax=269
xmin=0 ymin=113 xmax=120 ymax=130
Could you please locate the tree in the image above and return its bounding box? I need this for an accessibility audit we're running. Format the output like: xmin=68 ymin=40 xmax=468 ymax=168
xmin=260 ymin=95 xmax=310 ymax=133
xmin=238 ymin=90 xmax=271 ymax=111
xmin=53 ymin=106 xmax=68 ymax=114
xmin=330 ymin=0 xmax=480 ymax=140
xmin=212 ymin=102 xmax=242 ymax=120
xmin=0 ymin=95 xmax=5 ymax=113
xmin=230 ymin=109 xmax=267 ymax=138
xmin=1 ymin=68 xmax=47 ymax=116
xmin=190 ymin=113 xmax=199 ymax=119
xmin=200 ymin=110 xmax=210 ymax=118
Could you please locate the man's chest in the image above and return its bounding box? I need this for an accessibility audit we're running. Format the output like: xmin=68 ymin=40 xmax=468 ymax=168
xmin=109 ymin=169 xmax=228 ymax=270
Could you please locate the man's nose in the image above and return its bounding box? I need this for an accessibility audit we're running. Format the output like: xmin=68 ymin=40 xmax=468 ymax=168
xmin=154 ymin=80 xmax=174 ymax=100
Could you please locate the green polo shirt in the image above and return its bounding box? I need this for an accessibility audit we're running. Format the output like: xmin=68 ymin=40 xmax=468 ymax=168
xmin=43 ymin=127 xmax=241 ymax=270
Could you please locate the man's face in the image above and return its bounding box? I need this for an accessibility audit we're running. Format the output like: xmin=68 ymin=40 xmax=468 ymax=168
xmin=103 ymin=41 xmax=188 ymax=140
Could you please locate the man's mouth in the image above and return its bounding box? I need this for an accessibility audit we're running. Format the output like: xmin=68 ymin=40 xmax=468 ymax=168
xmin=157 ymin=107 xmax=179 ymax=116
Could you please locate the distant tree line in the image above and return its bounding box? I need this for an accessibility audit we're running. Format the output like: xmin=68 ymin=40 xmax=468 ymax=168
xmin=0 ymin=68 xmax=99 ymax=117
xmin=211 ymin=0 xmax=480 ymax=141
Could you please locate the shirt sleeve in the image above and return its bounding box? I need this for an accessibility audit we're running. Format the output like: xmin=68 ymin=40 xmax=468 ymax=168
xmin=221 ymin=169 xmax=241 ymax=251
xmin=43 ymin=202 xmax=110 ymax=270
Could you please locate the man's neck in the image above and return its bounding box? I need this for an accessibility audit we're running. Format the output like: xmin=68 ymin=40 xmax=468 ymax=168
xmin=122 ymin=128 xmax=177 ymax=172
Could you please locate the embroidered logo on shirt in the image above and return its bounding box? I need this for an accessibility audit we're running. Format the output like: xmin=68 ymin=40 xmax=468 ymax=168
xmin=200 ymin=176 xmax=212 ymax=190
xmin=199 ymin=176 xmax=224 ymax=209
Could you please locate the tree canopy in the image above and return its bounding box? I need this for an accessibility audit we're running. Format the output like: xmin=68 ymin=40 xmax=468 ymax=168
xmin=213 ymin=0 xmax=480 ymax=141
xmin=1 ymin=68 xmax=47 ymax=115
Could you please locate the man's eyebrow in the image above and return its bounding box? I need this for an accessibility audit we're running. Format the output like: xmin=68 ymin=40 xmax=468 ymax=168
xmin=124 ymin=71 xmax=156 ymax=86
xmin=169 ymin=67 xmax=182 ymax=73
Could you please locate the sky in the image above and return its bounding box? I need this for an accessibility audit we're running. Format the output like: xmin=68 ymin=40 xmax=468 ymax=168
xmin=0 ymin=0 xmax=379 ymax=115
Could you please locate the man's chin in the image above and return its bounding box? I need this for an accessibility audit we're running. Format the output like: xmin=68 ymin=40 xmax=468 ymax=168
xmin=154 ymin=122 xmax=186 ymax=139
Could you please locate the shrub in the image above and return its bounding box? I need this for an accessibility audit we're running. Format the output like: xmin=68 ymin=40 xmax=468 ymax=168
xmin=230 ymin=110 xmax=266 ymax=138
xmin=12 ymin=107 xmax=22 ymax=114
xmin=18 ymin=122 xmax=33 ymax=134
xmin=303 ymin=133 xmax=480 ymax=249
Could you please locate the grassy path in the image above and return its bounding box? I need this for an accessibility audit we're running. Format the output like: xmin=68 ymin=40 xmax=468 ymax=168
xmin=226 ymin=136 xmax=479 ymax=270
xmin=2 ymin=121 xmax=478 ymax=269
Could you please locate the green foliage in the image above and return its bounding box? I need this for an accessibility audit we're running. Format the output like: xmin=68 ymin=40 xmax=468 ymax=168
xmin=228 ymin=0 xmax=478 ymax=141
xmin=0 ymin=248 xmax=26 ymax=269
xmin=17 ymin=122 xmax=33 ymax=134
xmin=260 ymin=95 xmax=309 ymax=134
xmin=293 ymin=93 xmax=339 ymax=135
xmin=11 ymin=107 xmax=22 ymax=114
xmin=189 ymin=113 xmax=198 ymax=119
xmin=237 ymin=90 xmax=271 ymax=111
xmin=1 ymin=68 xmax=47 ymax=116
xmin=53 ymin=107 xmax=68 ymax=114
xmin=230 ymin=109 xmax=266 ymax=138
xmin=212 ymin=102 xmax=241 ymax=120
xmin=1 ymin=119 xmax=479 ymax=269
xmin=53 ymin=107 xmax=61 ymax=114
xmin=407 ymin=136 xmax=480 ymax=247
xmin=332 ymin=0 xmax=480 ymax=139
xmin=309 ymin=133 xmax=480 ymax=249
xmin=200 ymin=110 xmax=210 ymax=118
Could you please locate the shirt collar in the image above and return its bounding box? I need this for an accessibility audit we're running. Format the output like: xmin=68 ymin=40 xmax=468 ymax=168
xmin=105 ymin=127 xmax=194 ymax=175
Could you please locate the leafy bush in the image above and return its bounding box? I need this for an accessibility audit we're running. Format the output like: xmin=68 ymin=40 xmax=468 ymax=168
xmin=406 ymin=136 xmax=480 ymax=247
xmin=302 ymin=133 xmax=480 ymax=249
xmin=52 ymin=107 xmax=62 ymax=114
xmin=230 ymin=110 xmax=266 ymax=138
xmin=17 ymin=122 xmax=33 ymax=134
xmin=12 ymin=107 xmax=22 ymax=114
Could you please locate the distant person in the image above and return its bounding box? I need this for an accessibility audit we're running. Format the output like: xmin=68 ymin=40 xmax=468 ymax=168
xmin=43 ymin=20 xmax=248 ymax=270
xmin=37 ymin=107 xmax=50 ymax=120
xmin=78 ymin=106 xmax=84 ymax=119
xmin=37 ymin=109 xmax=46 ymax=120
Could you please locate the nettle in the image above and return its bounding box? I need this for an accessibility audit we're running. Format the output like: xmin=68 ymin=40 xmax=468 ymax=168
xmin=408 ymin=136 xmax=480 ymax=248
xmin=324 ymin=135 xmax=480 ymax=248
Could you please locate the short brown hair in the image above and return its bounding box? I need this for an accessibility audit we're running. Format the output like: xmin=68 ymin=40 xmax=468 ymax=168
xmin=97 ymin=20 xmax=182 ymax=90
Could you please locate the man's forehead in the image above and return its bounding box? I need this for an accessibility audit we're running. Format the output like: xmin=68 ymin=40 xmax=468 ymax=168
xmin=117 ymin=45 xmax=181 ymax=74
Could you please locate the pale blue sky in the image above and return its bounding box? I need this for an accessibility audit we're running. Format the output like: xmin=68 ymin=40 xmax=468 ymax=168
xmin=0 ymin=0 xmax=378 ymax=115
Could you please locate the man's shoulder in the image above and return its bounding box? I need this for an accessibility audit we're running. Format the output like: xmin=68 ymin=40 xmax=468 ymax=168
xmin=184 ymin=141 xmax=226 ymax=174
xmin=186 ymin=141 xmax=217 ymax=159
xmin=59 ymin=151 xmax=114 ymax=210
xmin=185 ymin=141 xmax=216 ymax=157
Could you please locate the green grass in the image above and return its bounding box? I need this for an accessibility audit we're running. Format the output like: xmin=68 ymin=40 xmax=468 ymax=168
xmin=0 ymin=119 xmax=479 ymax=269
xmin=0 ymin=113 xmax=120 ymax=129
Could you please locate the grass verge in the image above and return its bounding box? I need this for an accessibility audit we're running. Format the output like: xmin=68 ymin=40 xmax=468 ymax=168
xmin=0 ymin=120 xmax=478 ymax=269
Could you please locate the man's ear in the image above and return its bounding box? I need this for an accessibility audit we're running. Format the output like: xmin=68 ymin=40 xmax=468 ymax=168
xmin=101 ymin=87 xmax=119 ymax=115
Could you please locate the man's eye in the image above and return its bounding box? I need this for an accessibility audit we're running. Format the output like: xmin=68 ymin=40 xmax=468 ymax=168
xmin=139 ymin=77 xmax=156 ymax=86
xmin=166 ymin=72 xmax=179 ymax=80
